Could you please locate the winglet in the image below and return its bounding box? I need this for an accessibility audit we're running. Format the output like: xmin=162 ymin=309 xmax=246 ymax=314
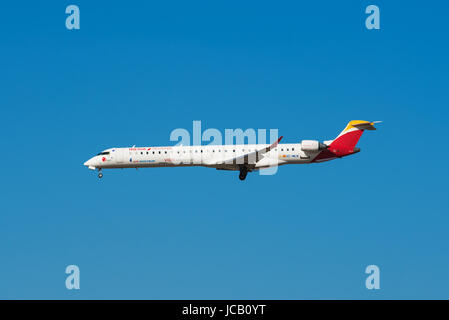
xmin=259 ymin=135 xmax=283 ymax=155
xmin=271 ymin=136 xmax=283 ymax=149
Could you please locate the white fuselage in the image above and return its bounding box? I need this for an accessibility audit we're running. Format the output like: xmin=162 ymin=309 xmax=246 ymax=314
xmin=83 ymin=143 xmax=324 ymax=172
xmin=83 ymin=120 xmax=376 ymax=179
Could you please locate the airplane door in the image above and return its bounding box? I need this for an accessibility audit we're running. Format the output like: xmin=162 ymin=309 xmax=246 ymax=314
xmin=113 ymin=149 xmax=125 ymax=165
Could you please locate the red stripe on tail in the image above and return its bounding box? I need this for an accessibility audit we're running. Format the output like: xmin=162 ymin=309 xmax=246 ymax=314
xmin=328 ymin=130 xmax=363 ymax=157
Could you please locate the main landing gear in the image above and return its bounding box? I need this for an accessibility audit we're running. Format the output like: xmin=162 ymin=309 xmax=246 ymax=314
xmin=239 ymin=166 xmax=248 ymax=181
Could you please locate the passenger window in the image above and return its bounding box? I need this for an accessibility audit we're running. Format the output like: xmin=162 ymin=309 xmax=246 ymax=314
xmin=292 ymin=148 xmax=294 ymax=151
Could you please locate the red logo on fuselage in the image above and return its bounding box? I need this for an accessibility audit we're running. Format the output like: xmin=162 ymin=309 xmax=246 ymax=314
xmin=102 ymin=157 xmax=106 ymax=162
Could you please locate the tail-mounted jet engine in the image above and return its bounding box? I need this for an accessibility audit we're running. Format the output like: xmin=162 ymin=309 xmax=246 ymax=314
xmin=301 ymin=140 xmax=328 ymax=152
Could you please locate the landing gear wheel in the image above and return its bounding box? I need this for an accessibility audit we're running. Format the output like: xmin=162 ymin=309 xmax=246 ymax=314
xmin=98 ymin=172 xmax=103 ymax=179
xmin=239 ymin=167 xmax=248 ymax=181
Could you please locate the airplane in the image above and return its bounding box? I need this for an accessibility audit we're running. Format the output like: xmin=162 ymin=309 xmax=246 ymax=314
xmin=83 ymin=120 xmax=380 ymax=180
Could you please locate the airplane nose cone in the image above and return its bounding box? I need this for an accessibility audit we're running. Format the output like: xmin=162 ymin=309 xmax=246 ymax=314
xmin=84 ymin=158 xmax=94 ymax=167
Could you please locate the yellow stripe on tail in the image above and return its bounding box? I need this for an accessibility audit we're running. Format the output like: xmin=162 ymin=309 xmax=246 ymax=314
xmin=341 ymin=120 xmax=380 ymax=133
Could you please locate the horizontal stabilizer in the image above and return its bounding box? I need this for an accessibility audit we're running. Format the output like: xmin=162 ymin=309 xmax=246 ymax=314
xmin=351 ymin=121 xmax=382 ymax=131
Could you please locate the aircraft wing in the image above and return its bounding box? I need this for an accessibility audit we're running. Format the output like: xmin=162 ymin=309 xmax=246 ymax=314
xmin=209 ymin=136 xmax=283 ymax=166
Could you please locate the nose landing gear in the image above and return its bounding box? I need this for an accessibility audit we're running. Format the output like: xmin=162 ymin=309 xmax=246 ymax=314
xmin=98 ymin=171 xmax=103 ymax=179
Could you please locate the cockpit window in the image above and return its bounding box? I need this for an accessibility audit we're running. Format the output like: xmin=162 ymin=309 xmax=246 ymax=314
xmin=97 ymin=151 xmax=110 ymax=155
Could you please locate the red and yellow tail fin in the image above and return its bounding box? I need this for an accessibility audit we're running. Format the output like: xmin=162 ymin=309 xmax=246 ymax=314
xmin=328 ymin=120 xmax=379 ymax=156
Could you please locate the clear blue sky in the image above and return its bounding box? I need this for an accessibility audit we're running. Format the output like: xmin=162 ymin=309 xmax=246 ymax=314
xmin=1 ymin=1 xmax=448 ymax=299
